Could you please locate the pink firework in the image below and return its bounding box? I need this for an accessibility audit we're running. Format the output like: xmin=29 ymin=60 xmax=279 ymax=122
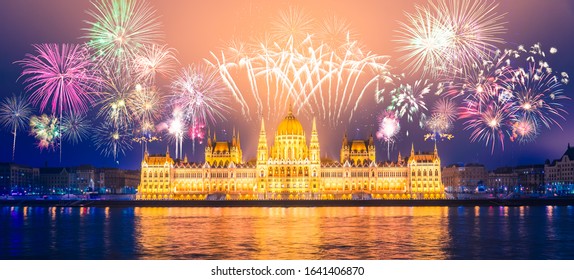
xmin=376 ymin=110 xmax=401 ymax=159
xmin=510 ymin=117 xmax=538 ymax=143
xmin=17 ymin=44 xmax=100 ymax=116
xmin=188 ymin=122 xmax=206 ymax=144
xmin=459 ymin=88 xmax=515 ymax=153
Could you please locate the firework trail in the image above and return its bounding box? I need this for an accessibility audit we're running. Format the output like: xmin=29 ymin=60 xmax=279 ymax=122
xmin=29 ymin=114 xmax=60 ymax=151
xmin=84 ymin=0 xmax=163 ymax=65
xmin=166 ymin=108 xmax=185 ymax=159
xmin=0 ymin=94 xmax=32 ymax=160
xmin=17 ymin=43 xmax=101 ymax=161
xmin=209 ymin=7 xmax=390 ymax=128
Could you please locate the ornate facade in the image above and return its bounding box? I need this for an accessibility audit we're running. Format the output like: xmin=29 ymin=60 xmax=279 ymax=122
xmin=138 ymin=109 xmax=444 ymax=200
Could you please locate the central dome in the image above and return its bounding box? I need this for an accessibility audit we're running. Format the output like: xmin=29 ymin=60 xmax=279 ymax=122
xmin=277 ymin=106 xmax=304 ymax=136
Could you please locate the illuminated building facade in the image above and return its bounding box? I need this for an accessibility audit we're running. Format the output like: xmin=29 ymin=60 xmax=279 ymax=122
xmin=138 ymin=109 xmax=444 ymax=200
xmin=545 ymin=143 xmax=574 ymax=193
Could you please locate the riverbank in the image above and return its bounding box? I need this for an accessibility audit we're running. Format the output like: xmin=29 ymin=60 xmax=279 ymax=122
xmin=2 ymin=197 xmax=574 ymax=207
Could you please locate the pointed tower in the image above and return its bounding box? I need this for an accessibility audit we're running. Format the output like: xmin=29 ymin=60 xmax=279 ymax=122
xmin=309 ymin=117 xmax=320 ymax=163
xmin=257 ymin=119 xmax=268 ymax=164
xmin=434 ymin=142 xmax=438 ymax=157
xmin=183 ymin=154 xmax=188 ymax=163
xmin=411 ymin=143 xmax=415 ymax=157
xmin=205 ymin=129 xmax=212 ymax=163
xmin=397 ymin=151 xmax=403 ymax=165
xmin=340 ymin=132 xmax=349 ymax=163
xmin=230 ymin=127 xmax=243 ymax=164
xmin=232 ymin=128 xmax=237 ymax=147
xmin=236 ymin=131 xmax=243 ymax=163
xmin=367 ymin=133 xmax=376 ymax=162
xmin=144 ymin=145 xmax=149 ymax=163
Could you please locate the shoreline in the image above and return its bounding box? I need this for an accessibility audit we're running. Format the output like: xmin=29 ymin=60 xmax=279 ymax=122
xmin=2 ymin=197 xmax=574 ymax=207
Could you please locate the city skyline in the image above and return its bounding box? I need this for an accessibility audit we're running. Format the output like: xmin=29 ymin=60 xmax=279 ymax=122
xmin=1 ymin=0 xmax=574 ymax=171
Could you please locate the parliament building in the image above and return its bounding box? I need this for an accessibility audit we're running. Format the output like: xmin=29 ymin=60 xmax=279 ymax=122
xmin=137 ymin=108 xmax=444 ymax=200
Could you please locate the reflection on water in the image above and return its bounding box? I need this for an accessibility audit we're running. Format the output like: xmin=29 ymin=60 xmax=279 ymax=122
xmin=133 ymin=207 xmax=450 ymax=259
xmin=2 ymin=206 xmax=574 ymax=259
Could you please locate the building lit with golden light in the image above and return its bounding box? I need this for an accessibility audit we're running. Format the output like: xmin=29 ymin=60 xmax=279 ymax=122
xmin=137 ymin=108 xmax=444 ymax=200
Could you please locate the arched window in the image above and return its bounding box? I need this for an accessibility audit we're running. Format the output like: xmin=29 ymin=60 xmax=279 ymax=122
xmin=418 ymin=170 xmax=421 ymax=176
xmin=435 ymin=170 xmax=439 ymax=176
xmin=423 ymin=170 xmax=427 ymax=176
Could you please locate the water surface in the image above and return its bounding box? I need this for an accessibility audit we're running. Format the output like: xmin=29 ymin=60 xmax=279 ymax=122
xmin=2 ymin=206 xmax=573 ymax=259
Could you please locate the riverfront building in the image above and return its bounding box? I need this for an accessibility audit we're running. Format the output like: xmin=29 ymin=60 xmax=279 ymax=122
xmin=441 ymin=163 xmax=488 ymax=192
xmin=545 ymin=143 xmax=574 ymax=193
xmin=137 ymin=109 xmax=444 ymax=200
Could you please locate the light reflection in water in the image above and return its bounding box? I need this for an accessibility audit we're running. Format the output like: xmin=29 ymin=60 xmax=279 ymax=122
xmin=3 ymin=206 xmax=574 ymax=259
xmin=133 ymin=207 xmax=451 ymax=260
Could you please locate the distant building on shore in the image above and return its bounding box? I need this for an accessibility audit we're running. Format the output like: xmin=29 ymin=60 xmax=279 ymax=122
xmin=545 ymin=143 xmax=574 ymax=194
xmin=488 ymin=167 xmax=518 ymax=191
xmin=514 ymin=164 xmax=545 ymax=193
xmin=0 ymin=163 xmax=39 ymax=195
xmin=441 ymin=163 xmax=487 ymax=192
xmin=0 ymin=162 xmax=139 ymax=195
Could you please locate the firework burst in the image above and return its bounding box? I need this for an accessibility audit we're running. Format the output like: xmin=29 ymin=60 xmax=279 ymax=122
xmin=29 ymin=114 xmax=60 ymax=151
xmin=507 ymin=52 xmax=568 ymax=130
xmin=17 ymin=43 xmax=100 ymax=116
xmin=93 ymin=121 xmax=133 ymax=161
xmin=459 ymin=86 xmax=515 ymax=153
xmin=171 ymin=64 xmax=231 ymax=128
xmin=510 ymin=116 xmax=538 ymax=143
xmin=97 ymin=64 xmax=135 ymax=127
xmin=84 ymin=0 xmax=163 ymax=64
xmin=17 ymin=43 xmax=100 ymax=161
xmin=396 ymin=0 xmax=506 ymax=78
xmin=62 ymin=112 xmax=91 ymax=145
xmin=376 ymin=110 xmax=401 ymax=159
xmin=271 ymin=6 xmax=314 ymax=47
xmin=0 ymin=94 xmax=32 ymax=159
xmin=387 ymin=79 xmax=431 ymax=127
xmin=128 ymin=84 xmax=164 ymax=153
xmin=128 ymin=84 xmax=164 ymax=127
xmin=432 ymin=98 xmax=457 ymax=123
xmin=132 ymin=44 xmax=178 ymax=84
